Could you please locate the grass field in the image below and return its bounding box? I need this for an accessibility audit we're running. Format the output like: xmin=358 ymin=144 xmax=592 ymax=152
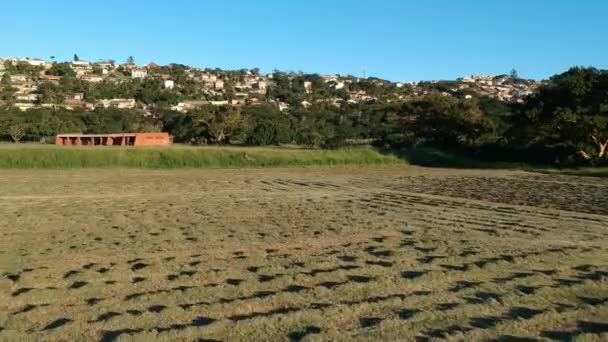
xmin=1 ymin=166 xmax=607 ymax=341
xmin=0 ymin=144 xmax=401 ymax=169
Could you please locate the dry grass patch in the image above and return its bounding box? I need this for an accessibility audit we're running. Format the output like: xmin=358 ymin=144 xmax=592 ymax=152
xmin=1 ymin=166 xmax=607 ymax=341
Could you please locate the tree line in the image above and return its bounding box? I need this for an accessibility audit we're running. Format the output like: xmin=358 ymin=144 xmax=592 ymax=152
xmin=0 ymin=67 xmax=607 ymax=166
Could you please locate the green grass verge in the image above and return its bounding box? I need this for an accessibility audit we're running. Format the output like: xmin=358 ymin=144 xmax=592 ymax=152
xmin=0 ymin=144 xmax=403 ymax=169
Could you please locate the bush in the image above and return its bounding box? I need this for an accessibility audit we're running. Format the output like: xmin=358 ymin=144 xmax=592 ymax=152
xmin=321 ymin=136 xmax=347 ymax=150
xmin=248 ymin=121 xmax=277 ymax=146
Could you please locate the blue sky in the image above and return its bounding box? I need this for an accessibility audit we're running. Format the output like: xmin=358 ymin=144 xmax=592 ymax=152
xmin=1 ymin=0 xmax=606 ymax=81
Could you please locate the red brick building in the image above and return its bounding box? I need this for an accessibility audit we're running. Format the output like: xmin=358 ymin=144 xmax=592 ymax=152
xmin=55 ymin=133 xmax=171 ymax=146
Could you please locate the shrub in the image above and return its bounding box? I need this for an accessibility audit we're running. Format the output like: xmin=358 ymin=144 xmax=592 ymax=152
xmin=248 ymin=121 xmax=278 ymax=146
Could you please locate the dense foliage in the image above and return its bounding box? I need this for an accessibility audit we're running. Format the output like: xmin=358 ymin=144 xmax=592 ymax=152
xmin=1 ymin=66 xmax=607 ymax=166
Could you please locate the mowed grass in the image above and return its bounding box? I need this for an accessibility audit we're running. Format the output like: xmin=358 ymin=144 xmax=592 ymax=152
xmin=1 ymin=167 xmax=608 ymax=341
xmin=0 ymin=144 xmax=402 ymax=169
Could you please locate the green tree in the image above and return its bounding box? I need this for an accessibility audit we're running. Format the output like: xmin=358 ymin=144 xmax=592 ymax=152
xmin=400 ymin=95 xmax=493 ymax=147
xmin=73 ymin=54 xmax=80 ymax=62
xmin=514 ymin=67 xmax=608 ymax=163
xmin=0 ymin=74 xmax=16 ymax=107
xmin=248 ymin=121 xmax=277 ymax=146
xmin=47 ymin=63 xmax=75 ymax=77
xmin=510 ymin=68 xmax=520 ymax=80
xmin=36 ymin=82 xmax=65 ymax=104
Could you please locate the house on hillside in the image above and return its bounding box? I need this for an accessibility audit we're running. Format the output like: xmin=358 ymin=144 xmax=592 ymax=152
xmin=9 ymin=74 xmax=29 ymax=83
xmin=15 ymin=103 xmax=37 ymax=111
xmin=71 ymin=61 xmax=92 ymax=76
xmin=97 ymin=61 xmax=115 ymax=69
xmin=131 ymin=68 xmax=148 ymax=79
xmin=99 ymin=98 xmax=136 ymax=109
xmin=79 ymin=74 xmax=104 ymax=83
xmin=39 ymin=75 xmax=63 ymax=84
xmin=304 ymin=81 xmax=313 ymax=94
xmin=28 ymin=58 xmax=48 ymax=67
xmin=15 ymin=92 xmax=40 ymax=102
xmin=164 ymin=80 xmax=175 ymax=89
xmin=254 ymin=81 xmax=267 ymax=94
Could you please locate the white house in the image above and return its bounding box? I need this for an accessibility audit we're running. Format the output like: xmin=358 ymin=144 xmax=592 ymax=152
xmin=9 ymin=74 xmax=29 ymax=83
xmin=97 ymin=61 xmax=115 ymax=69
xmin=278 ymin=101 xmax=290 ymax=112
xmin=164 ymin=80 xmax=175 ymax=89
xmin=15 ymin=92 xmax=40 ymax=102
xmin=71 ymin=61 xmax=92 ymax=76
xmin=255 ymin=81 xmax=267 ymax=92
xmin=79 ymin=74 xmax=104 ymax=83
xmin=131 ymin=68 xmax=148 ymax=79
xmin=100 ymin=98 xmax=136 ymax=109
xmin=304 ymin=81 xmax=313 ymax=94
xmin=15 ymin=103 xmax=37 ymax=111
xmin=27 ymin=58 xmax=47 ymax=67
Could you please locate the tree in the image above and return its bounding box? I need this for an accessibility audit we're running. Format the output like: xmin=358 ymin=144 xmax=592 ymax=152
xmin=50 ymin=56 xmax=56 ymax=62
xmin=510 ymin=68 xmax=520 ymax=80
xmin=0 ymin=74 xmax=16 ymax=106
xmin=399 ymin=95 xmax=492 ymax=147
xmin=47 ymin=62 xmax=75 ymax=77
xmin=248 ymin=121 xmax=277 ymax=146
xmin=126 ymin=56 xmax=135 ymax=65
xmin=73 ymin=54 xmax=80 ymax=62
xmin=513 ymin=67 xmax=608 ymax=164
xmin=9 ymin=124 xmax=29 ymax=143
xmin=37 ymin=82 xmax=65 ymax=104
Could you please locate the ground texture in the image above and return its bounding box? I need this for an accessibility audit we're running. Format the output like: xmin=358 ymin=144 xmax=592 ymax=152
xmin=1 ymin=166 xmax=607 ymax=342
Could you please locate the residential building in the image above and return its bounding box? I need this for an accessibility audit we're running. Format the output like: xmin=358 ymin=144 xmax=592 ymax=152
xmin=26 ymin=58 xmax=47 ymax=67
xmin=164 ymin=80 xmax=175 ymax=89
xmin=255 ymin=81 xmax=267 ymax=93
xmin=99 ymin=98 xmax=136 ymax=109
xmin=131 ymin=68 xmax=148 ymax=79
xmin=79 ymin=74 xmax=104 ymax=83
xmin=15 ymin=92 xmax=40 ymax=102
xmin=15 ymin=103 xmax=37 ymax=111
xmin=278 ymin=101 xmax=290 ymax=112
xmin=71 ymin=60 xmax=92 ymax=76
xmin=97 ymin=61 xmax=115 ymax=69
xmin=9 ymin=74 xmax=29 ymax=83
xmin=304 ymin=81 xmax=313 ymax=94
xmin=39 ymin=75 xmax=63 ymax=84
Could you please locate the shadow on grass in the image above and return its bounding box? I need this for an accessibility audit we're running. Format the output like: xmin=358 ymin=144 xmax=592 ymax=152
xmin=382 ymin=147 xmax=533 ymax=170
xmin=381 ymin=147 xmax=608 ymax=178
xmin=532 ymin=167 xmax=608 ymax=178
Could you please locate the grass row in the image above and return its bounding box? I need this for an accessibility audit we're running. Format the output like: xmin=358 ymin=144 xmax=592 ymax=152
xmin=0 ymin=145 xmax=403 ymax=169
xmin=1 ymin=144 xmax=606 ymax=177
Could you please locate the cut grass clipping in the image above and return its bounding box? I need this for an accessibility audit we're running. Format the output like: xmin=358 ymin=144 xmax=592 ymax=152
xmin=0 ymin=145 xmax=402 ymax=169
